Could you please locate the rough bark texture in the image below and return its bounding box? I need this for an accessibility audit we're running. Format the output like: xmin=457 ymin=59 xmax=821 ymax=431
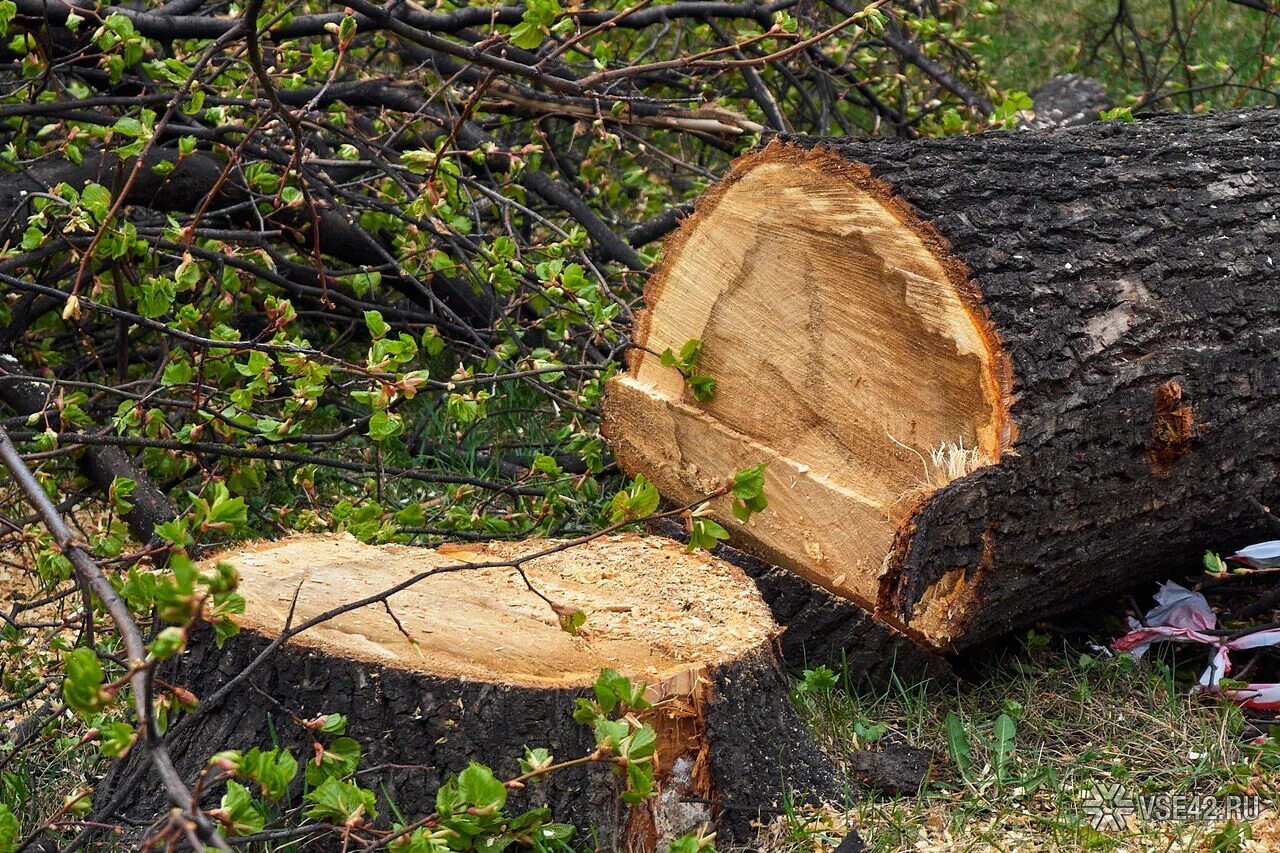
xmin=795 ymin=108 xmax=1280 ymax=646
xmin=722 ymin=543 xmax=953 ymax=684
xmin=119 ymin=627 xmax=846 ymax=849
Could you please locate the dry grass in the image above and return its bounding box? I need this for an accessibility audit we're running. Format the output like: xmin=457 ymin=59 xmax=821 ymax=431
xmin=763 ymin=636 xmax=1279 ymax=853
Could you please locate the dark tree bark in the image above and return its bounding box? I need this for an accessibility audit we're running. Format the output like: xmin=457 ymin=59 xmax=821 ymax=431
xmin=828 ymin=107 xmax=1280 ymax=646
xmin=605 ymin=107 xmax=1280 ymax=653
xmin=123 ymin=635 xmax=841 ymax=848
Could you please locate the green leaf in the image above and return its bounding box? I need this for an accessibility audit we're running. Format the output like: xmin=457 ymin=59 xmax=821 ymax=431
xmin=456 ymin=762 xmax=507 ymax=814
xmin=1100 ymin=106 xmax=1135 ymax=123
xmin=368 ymin=410 xmax=404 ymax=442
xmin=572 ymin=697 xmax=598 ymax=725
xmin=992 ymin=712 xmax=1016 ymax=782
xmin=305 ymin=736 xmax=362 ymax=786
xmin=63 ymin=647 xmax=111 ymax=718
xmin=593 ymin=668 xmax=627 ymax=714
xmin=732 ymin=463 xmax=766 ymax=501
xmin=97 ymin=722 xmax=136 ymax=753
xmin=206 ymin=492 xmax=247 ymax=530
xmin=161 ymin=356 xmax=192 ymax=386
xmin=618 ymin=723 xmax=657 ymax=763
xmin=350 ymin=270 xmax=381 ymax=297
xmin=620 ymin=758 xmax=655 ymax=804
xmin=608 ymin=474 xmax=660 ymax=524
xmin=593 ymin=717 xmax=630 ymax=754
xmin=109 ymin=476 xmax=136 ymax=515
xmin=519 ymin=747 xmax=554 ymax=780
xmin=853 ymin=719 xmax=888 ymax=745
xmin=395 ymin=503 xmax=426 ymax=527
xmin=0 ymin=804 xmax=17 ymax=853
xmin=220 ymin=780 xmax=266 ymax=836
xmin=240 ymin=747 xmax=297 ymax=802
xmin=532 ymin=454 xmax=564 ymax=477
xmin=319 ymin=713 xmax=348 ymax=735
xmin=174 ymin=255 xmax=202 ymax=289
xmin=304 ymin=777 xmax=378 ymax=823
xmin=154 ymin=518 xmax=190 ymax=546
xmin=364 ymin=309 xmax=388 ymax=340
xmin=135 ymin=276 xmax=177 ymax=318
xmin=79 ymin=182 xmax=112 ymax=221
xmin=687 ymin=517 xmax=729 ymax=552
xmin=797 ymin=664 xmax=837 ymax=693
xmin=688 ymin=374 xmax=717 ymax=401
xmin=730 ymin=463 xmax=769 ymax=522
xmin=0 ymin=1 xmax=16 ymax=38
xmin=112 ymin=115 xmax=143 ymax=138
xmin=148 ymin=625 xmax=187 ymax=661
xmin=400 ymin=149 xmax=436 ymax=175
xmin=509 ymin=20 xmax=544 ymax=49
xmin=421 ymin=326 xmax=446 ymax=356
xmin=338 ymin=13 xmax=357 ymax=42
xmin=556 ymin=607 xmax=586 ymax=636
xmin=945 ymin=712 xmax=973 ymax=781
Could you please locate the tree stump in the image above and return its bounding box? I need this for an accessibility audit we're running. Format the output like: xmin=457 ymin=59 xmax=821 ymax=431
xmin=128 ymin=534 xmax=843 ymax=849
xmin=603 ymin=108 xmax=1280 ymax=653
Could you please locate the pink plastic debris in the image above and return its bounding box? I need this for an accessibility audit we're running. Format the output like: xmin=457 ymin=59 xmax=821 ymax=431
xmin=1112 ymin=580 xmax=1280 ymax=712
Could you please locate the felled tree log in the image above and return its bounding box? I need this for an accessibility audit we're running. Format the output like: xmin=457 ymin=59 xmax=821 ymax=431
xmin=129 ymin=534 xmax=843 ymax=848
xmin=603 ymin=108 xmax=1280 ymax=652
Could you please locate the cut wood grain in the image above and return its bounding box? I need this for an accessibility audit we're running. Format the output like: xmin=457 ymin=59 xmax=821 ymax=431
xmin=223 ymin=533 xmax=777 ymax=685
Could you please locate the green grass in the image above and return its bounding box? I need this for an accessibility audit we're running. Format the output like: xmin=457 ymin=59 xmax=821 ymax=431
xmin=968 ymin=0 xmax=1280 ymax=111
xmin=765 ymin=633 xmax=1280 ymax=852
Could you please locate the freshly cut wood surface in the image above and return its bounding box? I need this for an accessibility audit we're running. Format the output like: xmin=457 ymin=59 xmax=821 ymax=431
xmin=606 ymin=109 xmax=1280 ymax=652
xmin=605 ymin=143 xmax=1009 ymax=619
xmin=219 ymin=532 xmax=775 ymax=687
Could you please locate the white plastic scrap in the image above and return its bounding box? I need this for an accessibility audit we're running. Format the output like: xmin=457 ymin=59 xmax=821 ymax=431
xmin=1230 ymin=539 xmax=1280 ymax=569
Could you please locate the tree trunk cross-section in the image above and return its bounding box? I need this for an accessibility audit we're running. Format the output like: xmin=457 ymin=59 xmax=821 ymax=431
xmin=603 ymin=108 xmax=1280 ymax=652
xmin=130 ymin=534 xmax=845 ymax=849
